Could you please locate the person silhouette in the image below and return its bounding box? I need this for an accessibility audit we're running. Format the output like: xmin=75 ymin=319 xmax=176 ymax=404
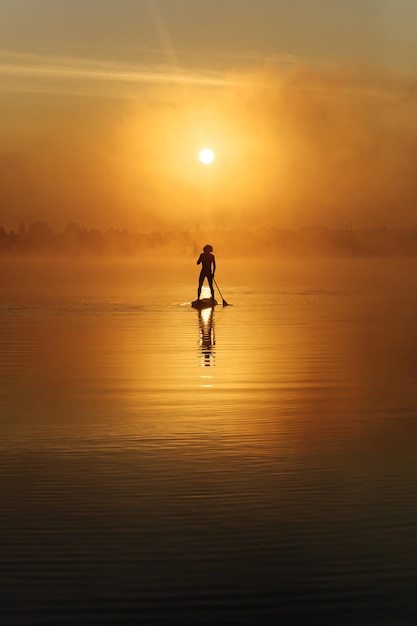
xmin=197 ymin=244 xmax=216 ymax=300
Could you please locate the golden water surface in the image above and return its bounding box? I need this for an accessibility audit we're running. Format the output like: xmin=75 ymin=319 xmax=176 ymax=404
xmin=1 ymin=258 xmax=417 ymax=625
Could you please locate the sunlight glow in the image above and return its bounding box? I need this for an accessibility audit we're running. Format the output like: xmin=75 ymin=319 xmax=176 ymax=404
xmin=199 ymin=148 xmax=215 ymax=165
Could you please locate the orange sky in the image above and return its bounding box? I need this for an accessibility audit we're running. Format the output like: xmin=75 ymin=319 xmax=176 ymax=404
xmin=1 ymin=1 xmax=417 ymax=231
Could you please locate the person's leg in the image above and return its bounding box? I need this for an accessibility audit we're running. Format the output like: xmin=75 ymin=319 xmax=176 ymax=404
xmin=207 ymin=274 xmax=215 ymax=299
xmin=198 ymin=271 xmax=204 ymax=299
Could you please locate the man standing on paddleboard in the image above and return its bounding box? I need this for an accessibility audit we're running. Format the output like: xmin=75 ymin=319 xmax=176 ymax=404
xmin=197 ymin=244 xmax=216 ymax=300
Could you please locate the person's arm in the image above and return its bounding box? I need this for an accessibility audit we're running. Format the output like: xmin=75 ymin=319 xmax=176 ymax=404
xmin=212 ymin=256 xmax=216 ymax=275
xmin=197 ymin=254 xmax=202 ymax=265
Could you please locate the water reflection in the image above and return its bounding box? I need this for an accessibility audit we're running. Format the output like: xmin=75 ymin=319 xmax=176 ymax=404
xmin=198 ymin=306 xmax=215 ymax=367
xmin=3 ymin=260 xmax=417 ymax=625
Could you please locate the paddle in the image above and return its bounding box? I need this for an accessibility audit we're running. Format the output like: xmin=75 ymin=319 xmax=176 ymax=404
xmin=213 ymin=277 xmax=230 ymax=307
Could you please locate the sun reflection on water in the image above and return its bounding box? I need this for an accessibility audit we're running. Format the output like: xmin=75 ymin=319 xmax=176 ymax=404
xmin=198 ymin=305 xmax=215 ymax=369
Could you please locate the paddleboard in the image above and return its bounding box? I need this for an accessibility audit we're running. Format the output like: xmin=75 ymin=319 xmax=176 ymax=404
xmin=191 ymin=298 xmax=218 ymax=309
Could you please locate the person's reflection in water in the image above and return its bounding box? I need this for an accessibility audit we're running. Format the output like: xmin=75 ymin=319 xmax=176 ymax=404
xmin=198 ymin=307 xmax=215 ymax=367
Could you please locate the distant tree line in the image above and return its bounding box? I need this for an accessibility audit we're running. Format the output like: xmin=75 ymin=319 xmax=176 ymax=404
xmin=1 ymin=220 xmax=417 ymax=257
xmin=0 ymin=221 xmax=197 ymax=257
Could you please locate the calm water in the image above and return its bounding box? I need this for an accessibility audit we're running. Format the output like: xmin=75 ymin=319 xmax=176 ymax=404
xmin=1 ymin=258 xmax=417 ymax=625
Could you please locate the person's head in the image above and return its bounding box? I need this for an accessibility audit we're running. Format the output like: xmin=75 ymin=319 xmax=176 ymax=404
xmin=203 ymin=244 xmax=213 ymax=253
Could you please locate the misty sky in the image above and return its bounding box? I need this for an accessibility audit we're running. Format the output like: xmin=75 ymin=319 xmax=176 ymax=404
xmin=1 ymin=0 xmax=417 ymax=231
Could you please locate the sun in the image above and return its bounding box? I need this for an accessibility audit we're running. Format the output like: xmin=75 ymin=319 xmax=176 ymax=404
xmin=199 ymin=148 xmax=215 ymax=165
